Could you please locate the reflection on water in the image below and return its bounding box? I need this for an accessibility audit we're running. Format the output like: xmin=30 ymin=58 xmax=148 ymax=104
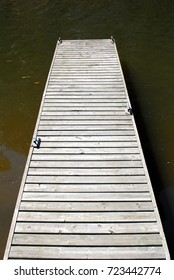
xmin=0 ymin=146 xmax=26 ymax=255
xmin=0 ymin=0 xmax=174 ymax=258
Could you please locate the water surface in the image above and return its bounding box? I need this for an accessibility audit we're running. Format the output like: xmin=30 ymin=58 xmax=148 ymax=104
xmin=0 ymin=0 xmax=174 ymax=258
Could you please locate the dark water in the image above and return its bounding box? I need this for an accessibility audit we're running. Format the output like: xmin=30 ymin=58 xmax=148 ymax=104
xmin=0 ymin=0 xmax=174 ymax=259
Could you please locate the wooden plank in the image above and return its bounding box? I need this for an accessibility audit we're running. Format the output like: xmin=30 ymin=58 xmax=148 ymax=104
xmin=49 ymin=80 xmax=122 ymax=84
xmin=22 ymin=192 xmax=150 ymax=202
xmin=20 ymin=201 xmax=153 ymax=211
xmin=30 ymin=160 xmax=142 ymax=168
xmin=39 ymin=120 xmax=132 ymax=125
xmin=51 ymin=71 xmax=122 ymax=75
xmin=9 ymin=246 xmax=165 ymax=260
xmin=41 ymin=111 xmax=129 ymax=116
xmin=24 ymin=183 xmax=149 ymax=193
xmin=41 ymin=115 xmax=132 ymax=120
xmin=54 ymin=57 xmax=118 ymax=60
xmin=18 ymin=211 xmax=156 ymax=222
xmin=12 ymin=233 xmax=161 ymax=246
xmin=26 ymin=175 xmax=147 ymax=184
xmin=43 ymin=102 xmax=127 ymax=107
xmin=42 ymin=107 xmax=126 ymax=112
xmin=44 ymin=96 xmax=126 ymax=100
xmin=50 ymin=77 xmax=122 ymax=81
xmin=54 ymin=55 xmax=118 ymax=58
xmin=46 ymin=89 xmax=125 ymax=92
xmin=44 ymin=98 xmax=127 ymax=102
xmin=50 ymin=73 xmax=122 ymax=77
xmin=39 ymin=142 xmax=138 ymax=148
xmin=38 ymin=125 xmax=133 ymax=130
xmin=33 ymin=147 xmax=139 ymax=154
xmin=31 ymin=154 xmax=141 ymax=161
xmin=37 ymin=130 xmax=136 ymax=136
xmin=52 ymin=67 xmax=121 ymax=71
xmin=35 ymin=135 xmax=136 ymax=141
xmin=15 ymin=222 xmax=159 ymax=234
xmin=47 ymin=85 xmax=124 ymax=89
xmin=28 ymin=167 xmax=145 ymax=176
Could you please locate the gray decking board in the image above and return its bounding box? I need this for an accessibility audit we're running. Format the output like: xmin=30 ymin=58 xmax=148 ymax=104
xmin=4 ymin=39 xmax=170 ymax=260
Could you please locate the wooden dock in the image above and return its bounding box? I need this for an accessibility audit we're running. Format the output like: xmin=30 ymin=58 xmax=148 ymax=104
xmin=4 ymin=39 xmax=170 ymax=260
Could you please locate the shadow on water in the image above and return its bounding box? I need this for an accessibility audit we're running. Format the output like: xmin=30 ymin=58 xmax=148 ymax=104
xmin=122 ymin=61 xmax=174 ymax=258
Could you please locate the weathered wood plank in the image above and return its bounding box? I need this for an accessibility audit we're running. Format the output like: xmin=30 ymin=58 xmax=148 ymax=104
xmin=40 ymin=142 xmax=138 ymax=148
xmin=30 ymin=160 xmax=142 ymax=168
xmin=44 ymin=96 xmax=127 ymax=100
xmin=47 ymin=85 xmax=124 ymax=89
xmin=50 ymin=74 xmax=122 ymax=77
xmin=41 ymin=111 xmax=129 ymax=116
xmin=49 ymin=80 xmax=122 ymax=84
xmin=43 ymin=107 xmax=126 ymax=111
xmin=44 ymin=99 xmax=127 ymax=103
xmin=9 ymin=246 xmax=165 ymax=260
xmin=39 ymin=121 xmax=132 ymax=126
xmin=26 ymin=175 xmax=147 ymax=184
xmin=12 ymin=233 xmax=161 ymax=246
xmin=31 ymin=154 xmax=141 ymax=161
xmin=38 ymin=130 xmax=136 ymax=136
xmin=28 ymin=167 xmax=145 ymax=176
xmin=43 ymin=102 xmax=127 ymax=107
xmin=15 ymin=222 xmax=159 ymax=234
xmin=24 ymin=183 xmax=148 ymax=193
xmin=36 ymin=135 xmax=136 ymax=141
xmin=22 ymin=192 xmax=150 ymax=202
xmin=20 ymin=201 xmax=153 ymax=211
xmin=38 ymin=125 xmax=133 ymax=130
xmin=49 ymin=77 xmax=122 ymax=81
xmin=40 ymin=118 xmax=132 ymax=124
xmin=33 ymin=147 xmax=139 ymax=154
xmin=46 ymin=89 xmax=125 ymax=92
xmin=18 ymin=211 xmax=156 ymax=222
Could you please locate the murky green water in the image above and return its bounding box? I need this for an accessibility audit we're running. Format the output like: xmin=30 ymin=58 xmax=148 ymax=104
xmin=0 ymin=0 xmax=174 ymax=259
